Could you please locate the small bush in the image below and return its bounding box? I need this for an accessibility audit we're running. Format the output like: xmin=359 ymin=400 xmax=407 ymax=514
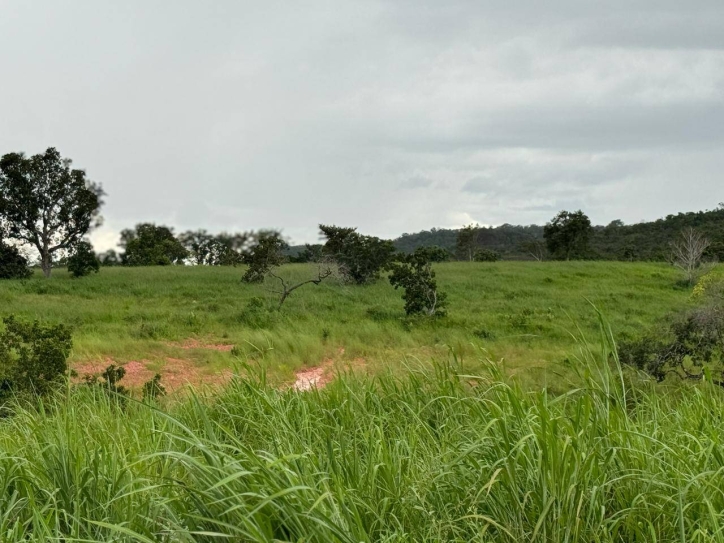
xmin=0 ymin=242 xmax=32 ymax=279
xmin=142 ymin=373 xmax=166 ymax=400
xmin=388 ymin=248 xmax=447 ymax=317
xmin=67 ymin=241 xmax=100 ymax=278
xmin=0 ymin=316 xmax=72 ymax=402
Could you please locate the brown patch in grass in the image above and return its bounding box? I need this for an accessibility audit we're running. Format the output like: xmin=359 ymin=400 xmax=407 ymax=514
xmin=169 ymin=339 xmax=234 ymax=352
xmin=73 ymin=357 xmax=232 ymax=392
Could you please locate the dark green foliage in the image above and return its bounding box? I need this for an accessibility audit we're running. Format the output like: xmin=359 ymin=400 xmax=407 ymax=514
xmin=0 ymin=241 xmax=31 ymax=279
xmin=473 ymin=248 xmax=500 ymax=262
xmin=423 ymin=245 xmax=450 ymax=262
xmin=241 ymin=231 xmax=287 ymax=283
xmin=619 ymin=305 xmax=724 ymax=384
xmin=544 ymin=210 xmax=593 ymax=260
xmin=120 ymin=223 xmax=188 ymax=266
xmin=180 ymin=230 xmax=247 ymax=266
xmin=0 ymin=148 xmax=104 ymax=277
xmin=82 ymin=364 xmax=129 ymax=399
xmin=67 ymin=241 xmax=100 ymax=278
xmin=320 ymin=224 xmax=395 ymax=284
xmin=456 ymin=223 xmax=480 ymax=261
xmin=0 ymin=316 xmax=72 ymax=401
xmin=388 ymin=248 xmax=447 ymax=316
xmin=395 ymin=206 xmax=724 ymax=261
xmin=142 ymin=373 xmax=166 ymax=400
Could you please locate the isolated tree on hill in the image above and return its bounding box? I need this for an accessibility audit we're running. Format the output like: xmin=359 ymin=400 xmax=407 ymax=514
xmin=456 ymin=223 xmax=480 ymax=261
xmin=120 ymin=223 xmax=188 ymax=266
xmin=0 ymin=238 xmax=32 ymax=279
xmin=0 ymin=148 xmax=104 ymax=278
xmin=67 ymin=241 xmax=100 ymax=278
xmin=319 ymin=224 xmax=395 ymax=284
xmin=241 ymin=231 xmax=287 ymax=283
xmin=670 ymin=227 xmax=710 ymax=285
xmin=388 ymin=247 xmax=447 ymax=316
xmin=543 ymin=210 xmax=592 ymax=260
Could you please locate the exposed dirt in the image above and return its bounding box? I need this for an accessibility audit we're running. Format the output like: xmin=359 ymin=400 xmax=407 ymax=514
xmin=169 ymin=339 xmax=234 ymax=352
xmin=293 ymin=365 xmax=331 ymax=391
xmin=73 ymin=357 xmax=232 ymax=392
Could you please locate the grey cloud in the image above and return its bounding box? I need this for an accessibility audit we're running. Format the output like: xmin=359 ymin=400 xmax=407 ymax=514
xmin=0 ymin=0 xmax=722 ymax=249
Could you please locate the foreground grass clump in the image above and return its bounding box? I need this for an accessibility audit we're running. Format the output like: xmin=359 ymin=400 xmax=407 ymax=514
xmin=1 ymin=336 xmax=724 ymax=541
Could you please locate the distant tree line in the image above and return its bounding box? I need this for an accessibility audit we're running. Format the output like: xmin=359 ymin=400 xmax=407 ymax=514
xmin=392 ymin=205 xmax=724 ymax=262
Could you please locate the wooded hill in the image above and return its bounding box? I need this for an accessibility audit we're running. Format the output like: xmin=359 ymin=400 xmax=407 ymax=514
xmin=392 ymin=206 xmax=724 ymax=261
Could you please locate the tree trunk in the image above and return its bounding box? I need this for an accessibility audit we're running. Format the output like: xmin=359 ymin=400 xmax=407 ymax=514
xmin=40 ymin=249 xmax=52 ymax=278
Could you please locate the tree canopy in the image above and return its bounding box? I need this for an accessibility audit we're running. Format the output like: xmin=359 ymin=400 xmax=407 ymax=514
xmin=319 ymin=224 xmax=395 ymax=284
xmin=543 ymin=210 xmax=593 ymax=260
xmin=0 ymin=148 xmax=104 ymax=277
xmin=120 ymin=223 xmax=188 ymax=266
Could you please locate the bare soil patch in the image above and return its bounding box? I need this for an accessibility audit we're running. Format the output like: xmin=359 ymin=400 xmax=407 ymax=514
xmin=73 ymin=357 xmax=232 ymax=392
xmin=169 ymin=339 xmax=234 ymax=352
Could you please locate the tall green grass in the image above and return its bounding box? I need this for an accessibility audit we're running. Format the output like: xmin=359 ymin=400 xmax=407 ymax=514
xmin=0 ymin=324 xmax=723 ymax=541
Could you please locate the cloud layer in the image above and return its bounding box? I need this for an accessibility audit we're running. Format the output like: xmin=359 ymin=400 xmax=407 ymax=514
xmin=1 ymin=0 xmax=722 ymax=248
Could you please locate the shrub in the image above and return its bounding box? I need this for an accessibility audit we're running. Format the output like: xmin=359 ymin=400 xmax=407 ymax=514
xmin=0 ymin=241 xmax=32 ymax=279
xmin=0 ymin=316 xmax=72 ymax=401
xmin=619 ymin=305 xmax=724 ymax=384
xmin=473 ymin=249 xmax=500 ymax=262
xmin=388 ymin=248 xmax=447 ymax=316
xmin=67 ymin=241 xmax=100 ymax=278
xmin=241 ymin=231 xmax=286 ymax=283
xmin=142 ymin=374 xmax=166 ymax=400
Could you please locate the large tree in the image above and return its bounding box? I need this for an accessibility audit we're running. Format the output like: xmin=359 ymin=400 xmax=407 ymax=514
xmin=120 ymin=223 xmax=188 ymax=266
xmin=456 ymin=223 xmax=480 ymax=261
xmin=543 ymin=210 xmax=593 ymax=260
xmin=319 ymin=224 xmax=395 ymax=284
xmin=0 ymin=148 xmax=104 ymax=277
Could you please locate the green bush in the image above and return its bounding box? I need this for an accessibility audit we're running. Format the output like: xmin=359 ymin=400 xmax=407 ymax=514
xmin=0 ymin=242 xmax=32 ymax=279
xmin=67 ymin=241 xmax=100 ymax=278
xmin=0 ymin=316 xmax=72 ymax=401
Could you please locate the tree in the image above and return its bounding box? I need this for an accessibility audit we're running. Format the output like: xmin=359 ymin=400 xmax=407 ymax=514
xmin=120 ymin=224 xmax=188 ymax=266
xmin=268 ymin=265 xmax=333 ymax=310
xmin=319 ymin=224 xmax=395 ymax=284
xmin=0 ymin=148 xmax=104 ymax=278
xmin=179 ymin=229 xmax=216 ymax=265
xmin=456 ymin=223 xmax=480 ymax=261
xmin=388 ymin=247 xmax=447 ymax=316
xmin=519 ymin=238 xmax=546 ymax=261
xmin=670 ymin=227 xmax=710 ymax=285
xmin=67 ymin=241 xmax=100 ymax=278
xmin=241 ymin=231 xmax=287 ymax=283
xmin=543 ymin=210 xmax=592 ymax=260
xmin=0 ymin=239 xmax=32 ymax=279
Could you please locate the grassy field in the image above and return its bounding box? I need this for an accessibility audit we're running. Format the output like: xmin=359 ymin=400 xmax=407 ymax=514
xmin=2 ymin=263 xmax=722 ymax=541
xmin=0 ymin=261 xmax=691 ymax=391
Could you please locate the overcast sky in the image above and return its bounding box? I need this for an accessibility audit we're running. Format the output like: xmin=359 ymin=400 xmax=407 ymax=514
xmin=1 ymin=1 xmax=723 ymax=250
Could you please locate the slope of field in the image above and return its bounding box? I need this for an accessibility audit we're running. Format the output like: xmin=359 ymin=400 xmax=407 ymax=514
xmin=0 ymin=262 xmax=691 ymax=390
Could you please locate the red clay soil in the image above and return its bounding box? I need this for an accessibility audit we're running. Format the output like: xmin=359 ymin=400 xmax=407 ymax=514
xmin=168 ymin=339 xmax=234 ymax=352
xmin=73 ymin=357 xmax=232 ymax=392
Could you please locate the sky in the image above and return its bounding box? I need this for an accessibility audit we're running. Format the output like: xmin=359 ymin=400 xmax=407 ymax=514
xmin=1 ymin=0 xmax=723 ymax=250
